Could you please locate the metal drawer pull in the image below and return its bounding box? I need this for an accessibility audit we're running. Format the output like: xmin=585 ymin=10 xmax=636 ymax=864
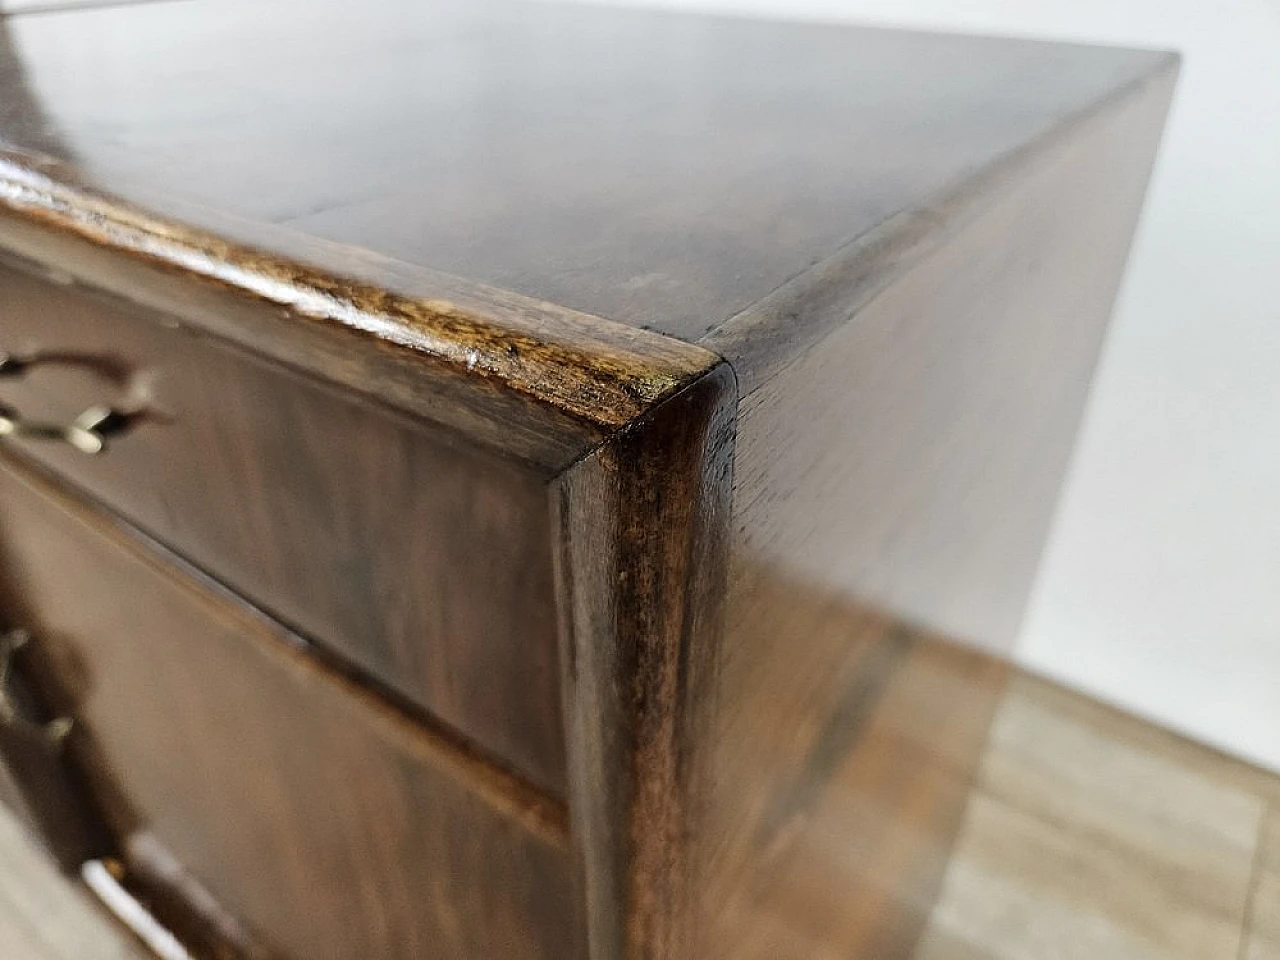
xmin=0 ymin=628 xmax=113 ymax=870
xmin=0 ymin=352 xmax=140 ymax=454
xmin=83 ymin=860 xmax=195 ymax=960
xmin=0 ymin=402 xmax=134 ymax=455
xmin=0 ymin=629 xmax=74 ymax=743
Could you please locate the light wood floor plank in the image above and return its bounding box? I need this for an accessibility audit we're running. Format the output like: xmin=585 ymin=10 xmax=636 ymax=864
xmin=1245 ymin=807 xmax=1280 ymax=960
xmin=0 ymin=808 xmax=147 ymax=960
xmin=916 ymin=790 xmax=1249 ymax=960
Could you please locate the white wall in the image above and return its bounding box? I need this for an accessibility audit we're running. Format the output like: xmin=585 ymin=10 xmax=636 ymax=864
xmin=563 ymin=0 xmax=1280 ymax=770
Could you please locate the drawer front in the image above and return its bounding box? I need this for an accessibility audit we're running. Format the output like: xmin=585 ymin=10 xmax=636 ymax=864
xmin=0 ymin=455 xmax=581 ymax=960
xmin=0 ymin=256 xmax=564 ymax=794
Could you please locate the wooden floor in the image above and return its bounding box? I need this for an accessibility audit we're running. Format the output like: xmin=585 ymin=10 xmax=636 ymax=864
xmin=0 ymin=670 xmax=1276 ymax=960
xmin=915 ymin=673 xmax=1280 ymax=960
xmin=0 ymin=808 xmax=147 ymax=959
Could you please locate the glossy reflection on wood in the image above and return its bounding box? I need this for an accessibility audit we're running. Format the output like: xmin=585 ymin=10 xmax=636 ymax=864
xmin=553 ymin=366 xmax=737 ymax=959
xmin=0 ymin=254 xmax=568 ymax=795
xmin=0 ymin=3 xmax=1180 ymax=959
xmin=714 ymin=62 xmax=1179 ymax=652
xmin=0 ymin=0 xmax=1170 ymax=341
xmin=0 ymin=455 xmax=581 ymax=960
xmin=685 ymin=63 xmax=1176 ymax=960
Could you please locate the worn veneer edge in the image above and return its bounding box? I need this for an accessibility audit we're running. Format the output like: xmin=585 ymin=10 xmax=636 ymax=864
xmin=0 ymin=50 xmax=1180 ymax=454
xmin=0 ymin=146 xmax=723 ymax=470
xmin=700 ymin=49 xmax=1181 ymax=392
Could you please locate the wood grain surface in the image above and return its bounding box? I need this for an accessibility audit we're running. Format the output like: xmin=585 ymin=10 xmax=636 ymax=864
xmin=678 ymin=61 xmax=1178 ymax=960
xmin=0 ymin=5 xmax=1184 ymax=959
xmin=0 ymin=254 xmax=569 ymax=795
xmin=716 ymin=59 xmax=1178 ymax=652
xmin=553 ymin=364 xmax=737 ymax=960
xmin=0 ymin=162 xmax=717 ymax=472
xmin=0 ymin=1 xmax=1169 ymax=340
xmin=0 ymin=453 xmax=582 ymax=960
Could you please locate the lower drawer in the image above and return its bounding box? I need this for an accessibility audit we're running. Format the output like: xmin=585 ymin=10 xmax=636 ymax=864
xmin=0 ymin=455 xmax=581 ymax=960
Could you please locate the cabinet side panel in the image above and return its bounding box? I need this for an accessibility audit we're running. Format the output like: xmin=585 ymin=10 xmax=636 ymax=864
xmin=728 ymin=67 xmax=1176 ymax=652
xmin=702 ymin=70 xmax=1177 ymax=958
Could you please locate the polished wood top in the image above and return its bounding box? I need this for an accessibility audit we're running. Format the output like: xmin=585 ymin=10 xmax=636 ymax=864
xmin=0 ymin=0 xmax=1169 ymax=341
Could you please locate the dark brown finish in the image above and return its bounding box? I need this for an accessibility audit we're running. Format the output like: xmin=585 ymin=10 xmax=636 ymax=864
xmin=0 ymin=453 xmax=581 ymax=960
xmin=553 ymin=364 xmax=737 ymax=959
xmin=96 ymin=851 xmax=276 ymax=960
xmin=0 ymin=252 xmax=568 ymax=794
xmin=712 ymin=61 xmax=1179 ymax=650
xmin=0 ymin=160 xmax=717 ymax=471
xmin=683 ymin=61 xmax=1178 ymax=959
xmin=0 ymin=0 xmax=1169 ymax=342
xmin=0 ymin=4 xmax=1179 ymax=960
xmin=0 ymin=628 xmax=113 ymax=871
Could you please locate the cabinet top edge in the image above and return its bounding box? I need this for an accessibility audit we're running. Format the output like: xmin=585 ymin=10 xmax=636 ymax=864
xmin=700 ymin=51 xmax=1181 ymax=389
xmin=0 ymin=0 xmax=1176 ymax=346
xmin=0 ymin=148 xmax=722 ymax=464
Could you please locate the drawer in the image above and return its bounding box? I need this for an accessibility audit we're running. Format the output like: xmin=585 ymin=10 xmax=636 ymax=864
xmin=0 ymin=454 xmax=581 ymax=960
xmin=0 ymin=256 xmax=565 ymax=794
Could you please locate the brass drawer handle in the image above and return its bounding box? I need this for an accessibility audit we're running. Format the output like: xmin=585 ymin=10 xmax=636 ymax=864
xmin=0 ymin=629 xmax=74 ymax=743
xmin=0 ymin=628 xmax=112 ymax=870
xmin=0 ymin=352 xmax=141 ymax=454
xmin=0 ymin=402 xmax=134 ymax=455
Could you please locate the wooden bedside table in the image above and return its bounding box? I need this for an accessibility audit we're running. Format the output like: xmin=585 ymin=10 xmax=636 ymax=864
xmin=0 ymin=2 xmax=1175 ymax=958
